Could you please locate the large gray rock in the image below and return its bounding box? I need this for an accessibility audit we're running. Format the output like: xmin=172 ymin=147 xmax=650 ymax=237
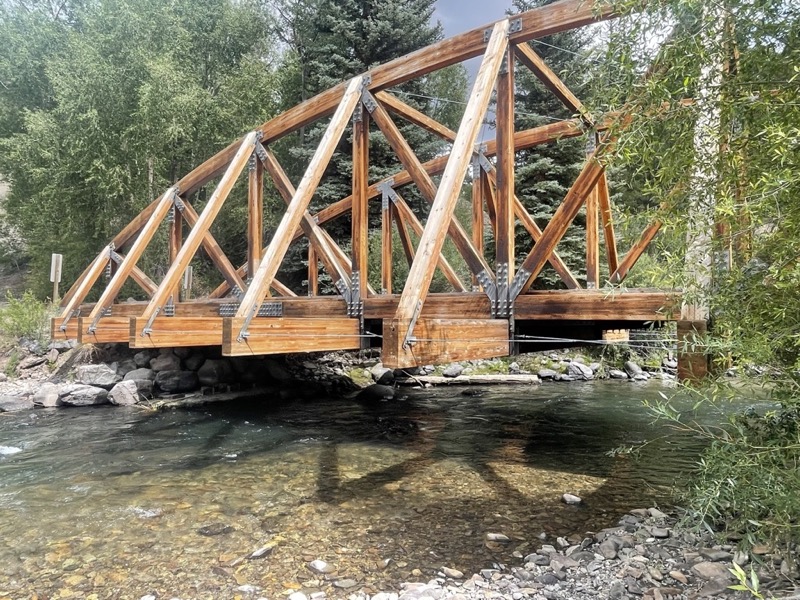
xmin=75 ymin=364 xmax=120 ymax=389
xmin=184 ymin=353 xmax=206 ymax=371
xmin=624 ymin=360 xmax=643 ymax=377
xmin=115 ymin=359 xmax=137 ymax=377
xmin=132 ymin=379 xmax=154 ymax=396
xmin=124 ymin=368 xmax=155 ymax=382
xmin=133 ymin=350 xmax=154 ymax=368
xmin=59 ymin=384 xmax=109 ymax=406
xmin=197 ymin=359 xmax=233 ymax=386
xmin=355 ymin=384 xmax=395 ymax=403
xmin=442 ymin=364 xmax=464 ymax=378
xmin=370 ymin=364 xmax=394 ymax=385
xmin=567 ymin=362 xmax=594 ymax=380
xmin=155 ymin=370 xmax=199 ymax=393
xmin=33 ymin=383 xmax=62 ymax=407
xmin=109 ymin=380 xmax=139 ymax=406
xmin=609 ymin=368 xmax=629 ymax=379
xmin=150 ymin=353 xmax=181 ymax=372
xmin=18 ymin=355 xmax=47 ymax=370
xmin=537 ymin=368 xmax=559 ymax=380
xmin=0 ymin=395 xmax=34 ymax=412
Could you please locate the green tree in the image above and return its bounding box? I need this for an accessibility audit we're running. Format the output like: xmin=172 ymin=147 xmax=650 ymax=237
xmin=0 ymin=0 xmax=281 ymax=296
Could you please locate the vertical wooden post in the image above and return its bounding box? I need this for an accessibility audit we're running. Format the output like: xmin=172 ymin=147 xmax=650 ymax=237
xmin=308 ymin=244 xmax=318 ymax=296
xmin=381 ymin=190 xmax=393 ymax=294
xmin=352 ymin=103 xmax=370 ymax=298
xmin=597 ymin=170 xmax=618 ymax=274
xmin=248 ymin=155 xmax=264 ymax=281
xmin=169 ymin=198 xmax=183 ymax=303
xmin=586 ymin=180 xmax=600 ymax=288
xmin=495 ymin=46 xmax=516 ymax=285
xmin=677 ymin=320 xmax=709 ymax=382
xmin=471 ymin=156 xmax=484 ymax=290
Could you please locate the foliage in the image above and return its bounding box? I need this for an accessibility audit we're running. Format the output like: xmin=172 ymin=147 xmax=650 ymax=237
xmin=596 ymin=0 xmax=800 ymax=551
xmin=729 ymin=562 xmax=765 ymax=599
xmin=0 ymin=290 xmax=51 ymax=343
xmin=0 ymin=0 xmax=280 ymax=297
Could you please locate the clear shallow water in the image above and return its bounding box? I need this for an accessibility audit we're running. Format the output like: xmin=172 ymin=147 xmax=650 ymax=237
xmin=0 ymin=380 xmax=760 ymax=599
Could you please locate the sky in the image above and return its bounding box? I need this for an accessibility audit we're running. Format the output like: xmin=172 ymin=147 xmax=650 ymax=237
xmin=433 ymin=0 xmax=515 ymax=39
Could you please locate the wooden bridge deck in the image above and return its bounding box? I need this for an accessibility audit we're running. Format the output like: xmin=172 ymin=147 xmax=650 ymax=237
xmin=52 ymin=0 xmax=683 ymax=370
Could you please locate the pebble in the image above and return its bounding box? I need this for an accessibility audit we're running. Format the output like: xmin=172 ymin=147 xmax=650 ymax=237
xmin=485 ymin=533 xmax=510 ymax=542
xmin=308 ymin=559 xmax=335 ymax=574
xmin=561 ymin=493 xmax=582 ymax=505
xmin=289 ymin=592 xmax=308 ymax=600
xmin=441 ymin=567 xmax=463 ymax=579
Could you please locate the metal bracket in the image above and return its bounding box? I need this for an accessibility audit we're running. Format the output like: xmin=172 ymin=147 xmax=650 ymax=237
xmin=381 ymin=192 xmax=390 ymax=211
xmin=346 ymin=271 xmax=364 ymax=318
xmin=248 ymin=154 xmax=257 ymax=172
xmin=494 ymin=262 xmax=511 ymax=318
xmin=477 ymin=152 xmax=493 ymax=174
xmin=142 ymin=306 xmax=160 ymax=336
xmin=163 ymin=301 xmax=175 ymax=317
xmin=509 ymin=18 xmax=523 ymax=35
xmin=483 ymin=28 xmax=492 ymax=43
xmin=219 ymin=302 xmax=282 ymax=318
xmin=104 ymin=261 xmax=112 ymax=280
xmin=255 ymin=142 xmax=268 ymax=163
xmin=173 ymin=196 xmax=186 ymax=214
xmin=353 ymin=107 xmax=363 ymax=123
xmin=362 ymin=91 xmax=378 ymax=114
xmin=361 ymin=74 xmax=372 ymax=90
xmin=237 ymin=303 xmax=259 ymax=342
xmin=231 ymin=285 xmax=243 ymax=300
xmin=167 ymin=205 xmax=176 ymax=224
xmin=402 ymin=299 xmax=424 ymax=350
xmin=585 ymin=134 xmax=597 ymax=156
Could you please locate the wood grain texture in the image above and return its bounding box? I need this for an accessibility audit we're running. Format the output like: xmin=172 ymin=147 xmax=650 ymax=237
xmin=394 ymin=21 xmax=509 ymax=325
xmin=130 ymin=317 xmax=224 ymax=348
xmin=248 ymin=157 xmax=264 ymax=279
xmin=597 ymin=171 xmax=619 ymax=274
xmin=308 ymin=245 xmax=318 ymax=296
xmin=382 ymin=318 xmax=510 ymax=368
xmin=495 ymin=47 xmax=516 ymax=282
xmin=586 ymin=180 xmax=600 ymax=288
xmin=381 ymin=196 xmax=393 ymax=294
xmin=236 ymin=77 xmax=365 ymax=324
xmin=57 ymin=246 xmax=111 ymax=332
xmin=51 ymin=317 xmax=79 ymax=341
xmin=352 ymin=104 xmax=370 ymax=297
xmin=78 ymin=317 xmax=132 ymax=344
xmin=514 ymin=290 xmax=678 ymax=321
xmin=222 ymin=317 xmax=361 ymax=356
xmin=471 ymin=160 xmax=485 ymax=288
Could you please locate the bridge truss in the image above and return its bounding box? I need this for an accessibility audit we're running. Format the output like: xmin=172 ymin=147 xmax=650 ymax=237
xmin=53 ymin=0 xmax=678 ymax=368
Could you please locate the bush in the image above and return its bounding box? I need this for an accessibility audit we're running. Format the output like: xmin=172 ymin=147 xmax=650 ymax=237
xmin=0 ymin=290 xmax=51 ymax=343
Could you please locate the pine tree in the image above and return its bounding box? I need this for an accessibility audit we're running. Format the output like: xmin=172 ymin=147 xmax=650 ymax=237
xmin=271 ymin=0 xmax=468 ymax=291
xmin=510 ymin=0 xmax=593 ymax=289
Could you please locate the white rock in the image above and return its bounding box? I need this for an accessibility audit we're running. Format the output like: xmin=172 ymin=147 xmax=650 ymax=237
xmin=289 ymin=593 xmax=308 ymax=600
xmin=561 ymin=493 xmax=582 ymax=504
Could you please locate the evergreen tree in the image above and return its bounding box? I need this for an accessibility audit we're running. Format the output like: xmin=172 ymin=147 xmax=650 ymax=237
xmin=510 ymin=0 xmax=593 ymax=289
xmin=270 ymin=0 xmax=468 ymax=291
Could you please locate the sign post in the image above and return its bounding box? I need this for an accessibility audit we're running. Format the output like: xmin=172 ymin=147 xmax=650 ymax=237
xmin=50 ymin=253 xmax=63 ymax=303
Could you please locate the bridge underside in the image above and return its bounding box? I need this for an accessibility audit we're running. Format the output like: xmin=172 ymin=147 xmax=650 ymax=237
xmin=52 ymin=0 xmax=679 ymax=369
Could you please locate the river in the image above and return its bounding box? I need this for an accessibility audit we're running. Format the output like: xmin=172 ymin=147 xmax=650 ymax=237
xmin=0 ymin=380 xmax=758 ymax=599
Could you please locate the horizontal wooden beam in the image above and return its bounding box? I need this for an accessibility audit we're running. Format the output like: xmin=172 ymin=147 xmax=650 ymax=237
xmin=78 ymin=317 xmax=132 ymax=344
xmin=130 ymin=317 xmax=224 ymax=348
xmin=382 ymin=318 xmax=510 ymax=368
xmin=222 ymin=317 xmax=361 ymax=357
xmin=514 ymin=290 xmax=678 ymax=321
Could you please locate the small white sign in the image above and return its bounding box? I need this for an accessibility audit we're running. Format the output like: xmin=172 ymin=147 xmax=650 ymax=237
xmin=50 ymin=253 xmax=63 ymax=283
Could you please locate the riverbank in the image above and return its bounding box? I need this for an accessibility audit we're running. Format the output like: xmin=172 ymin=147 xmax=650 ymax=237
xmin=0 ymin=335 xmax=678 ymax=413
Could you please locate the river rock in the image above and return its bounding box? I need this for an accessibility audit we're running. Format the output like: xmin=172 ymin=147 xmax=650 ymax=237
xmin=650 ymin=527 xmax=670 ymax=538
xmin=609 ymin=369 xmax=628 ymax=379
xmin=370 ymin=364 xmax=394 ymax=385
xmin=133 ymin=350 xmax=154 ymax=368
xmin=155 ymin=370 xmax=199 ymax=393
xmin=442 ymin=364 xmax=464 ymax=378
xmin=648 ymin=507 xmax=667 ymax=519
xmin=46 ymin=348 xmax=59 ymax=363
xmin=441 ymin=566 xmax=464 ymax=579
xmin=184 ymin=353 xmax=206 ymax=371
xmin=355 ymin=384 xmax=395 ymax=403
xmin=561 ymin=493 xmax=582 ymax=505
xmin=173 ymin=347 xmax=191 ymax=359
xmin=197 ymin=523 xmax=234 ymax=536
xmin=567 ymin=362 xmax=594 ymax=380
xmin=624 ymin=361 xmax=643 ymax=376
xmin=598 ymin=539 xmax=619 ymax=559
xmin=109 ymin=380 xmax=139 ymax=406
xmin=0 ymin=395 xmax=34 ymax=412
xmin=59 ymin=384 xmax=109 ymax=406
xmin=699 ymin=548 xmax=732 ymax=562
xmin=537 ymin=368 xmax=558 ymax=380
xmin=308 ymin=559 xmax=335 ymax=574
xmin=124 ymin=368 xmax=155 ymax=382
xmin=197 ymin=359 xmax=233 ymax=386
xmin=691 ymin=561 xmax=730 ymax=580
xmin=76 ymin=364 xmax=121 ymax=389
xmin=18 ymin=355 xmax=47 ymax=370
xmin=49 ymin=340 xmax=72 ymax=352
xmin=33 ymin=383 xmax=62 ymax=407
xmin=150 ymin=353 xmax=181 ymax=372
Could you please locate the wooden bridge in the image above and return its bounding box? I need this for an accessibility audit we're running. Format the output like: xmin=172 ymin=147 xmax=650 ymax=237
xmin=51 ymin=0 xmax=681 ymax=370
